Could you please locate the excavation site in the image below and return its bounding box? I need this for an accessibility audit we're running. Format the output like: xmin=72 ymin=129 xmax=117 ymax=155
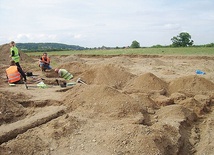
xmin=0 ymin=44 xmax=214 ymax=155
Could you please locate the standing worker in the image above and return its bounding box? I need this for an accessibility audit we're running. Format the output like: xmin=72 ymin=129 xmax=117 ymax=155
xmin=6 ymin=60 xmax=27 ymax=84
xmin=9 ymin=41 xmax=22 ymax=70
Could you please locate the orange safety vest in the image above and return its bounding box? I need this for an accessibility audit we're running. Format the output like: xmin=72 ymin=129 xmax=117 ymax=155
xmin=6 ymin=66 xmax=21 ymax=83
xmin=41 ymin=56 xmax=50 ymax=64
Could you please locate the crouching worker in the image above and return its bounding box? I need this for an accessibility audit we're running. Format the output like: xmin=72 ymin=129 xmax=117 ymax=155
xmin=55 ymin=68 xmax=73 ymax=80
xmin=6 ymin=60 xmax=27 ymax=84
xmin=39 ymin=52 xmax=52 ymax=71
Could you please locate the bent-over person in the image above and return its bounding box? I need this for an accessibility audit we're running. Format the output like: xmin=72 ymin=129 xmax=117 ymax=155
xmin=6 ymin=60 xmax=27 ymax=84
xmin=54 ymin=68 xmax=73 ymax=80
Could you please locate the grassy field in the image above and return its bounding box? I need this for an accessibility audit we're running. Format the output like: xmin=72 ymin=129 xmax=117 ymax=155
xmin=26 ymin=47 xmax=214 ymax=56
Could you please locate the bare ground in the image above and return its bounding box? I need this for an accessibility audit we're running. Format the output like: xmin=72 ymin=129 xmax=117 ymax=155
xmin=0 ymin=44 xmax=214 ymax=155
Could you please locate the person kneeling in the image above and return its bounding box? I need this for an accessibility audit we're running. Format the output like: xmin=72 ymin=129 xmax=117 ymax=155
xmin=54 ymin=68 xmax=74 ymax=87
xmin=6 ymin=60 xmax=27 ymax=84
xmin=55 ymin=68 xmax=73 ymax=80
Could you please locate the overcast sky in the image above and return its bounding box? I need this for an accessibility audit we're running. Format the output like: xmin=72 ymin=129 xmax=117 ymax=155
xmin=0 ymin=0 xmax=213 ymax=48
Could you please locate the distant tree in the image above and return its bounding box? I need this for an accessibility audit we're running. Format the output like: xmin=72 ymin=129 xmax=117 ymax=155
xmin=171 ymin=32 xmax=194 ymax=47
xmin=205 ymin=43 xmax=214 ymax=47
xmin=151 ymin=44 xmax=163 ymax=48
xmin=131 ymin=40 xmax=140 ymax=48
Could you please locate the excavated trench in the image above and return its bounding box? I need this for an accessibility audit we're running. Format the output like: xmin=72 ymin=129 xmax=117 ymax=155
xmin=0 ymin=105 xmax=66 ymax=144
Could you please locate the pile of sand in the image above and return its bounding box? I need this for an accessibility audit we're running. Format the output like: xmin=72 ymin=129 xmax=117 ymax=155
xmin=0 ymin=44 xmax=11 ymax=65
xmin=79 ymin=64 xmax=135 ymax=89
xmin=168 ymin=75 xmax=214 ymax=95
xmin=0 ymin=44 xmax=34 ymax=65
xmin=123 ymin=72 xmax=168 ymax=93
xmin=58 ymin=61 xmax=89 ymax=77
xmin=0 ymin=43 xmax=35 ymax=75
xmin=64 ymin=85 xmax=146 ymax=118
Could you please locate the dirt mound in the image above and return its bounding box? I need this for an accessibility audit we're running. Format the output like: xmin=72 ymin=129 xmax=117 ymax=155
xmin=64 ymin=85 xmax=145 ymax=118
xmin=178 ymin=96 xmax=211 ymax=116
xmin=0 ymin=44 xmax=10 ymax=64
xmin=79 ymin=64 xmax=134 ymax=89
xmin=129 ymin=93 xmax=158 ymax=110
xmin=123 ymin=72 xmax=168 ymax=93
xmin=0 ymin=43 xmax=35 ymax=75
xmin=168 ymin=75 xmax=214 ymax=95
xmin=0 ymin=93 xmax=26 ymax=125
xmin=156 ymin=104 xmax=197 ymax=123
xmin=58 ymin=61 xmax=89 ymax=77
xmin=0 ymin=44 xmax=34 ymax=65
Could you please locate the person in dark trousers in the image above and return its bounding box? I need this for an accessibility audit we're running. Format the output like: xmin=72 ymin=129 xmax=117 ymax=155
xmin=9 ymin=41 xmax=23 ymax=70
xmin=6 ymin=60 xmax=27 ymax=84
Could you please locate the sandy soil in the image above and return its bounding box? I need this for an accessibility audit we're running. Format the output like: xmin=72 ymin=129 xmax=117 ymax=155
xmin=0 ymin=44 xmax=214 ymax=155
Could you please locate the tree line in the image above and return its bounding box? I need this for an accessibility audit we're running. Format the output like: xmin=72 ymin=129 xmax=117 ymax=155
xmin=16 ymin=43 xmax=85 ymax=52
xmin=16 ymin=32 xmax=213 ymax=51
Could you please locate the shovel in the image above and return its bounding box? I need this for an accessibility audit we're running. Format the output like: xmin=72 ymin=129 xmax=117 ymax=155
xmin=76 ymin=78 xmax=87 ymax=85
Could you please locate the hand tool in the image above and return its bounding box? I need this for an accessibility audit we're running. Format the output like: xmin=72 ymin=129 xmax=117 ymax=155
xmin=76 ymin=78 xmax=87 ymax=85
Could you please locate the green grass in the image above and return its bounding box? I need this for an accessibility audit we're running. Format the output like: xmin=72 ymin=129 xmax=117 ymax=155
xmin=25 ymin=47 xmax=214 ymax=56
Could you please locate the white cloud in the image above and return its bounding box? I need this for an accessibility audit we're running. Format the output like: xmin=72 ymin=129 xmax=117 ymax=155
xmin=74 ymin=34 xmax=85 ymax=39
xmin=0 ymin=0 xmax=214 ymax=47
xmin=163 ymin=24 xmax=181 ymax=30
xmin=11 ymin=33 xmax=57 ymax=43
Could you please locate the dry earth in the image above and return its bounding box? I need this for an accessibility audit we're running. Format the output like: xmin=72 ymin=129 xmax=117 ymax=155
xmin=0 ymin=44 xmax=214 ymax=155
